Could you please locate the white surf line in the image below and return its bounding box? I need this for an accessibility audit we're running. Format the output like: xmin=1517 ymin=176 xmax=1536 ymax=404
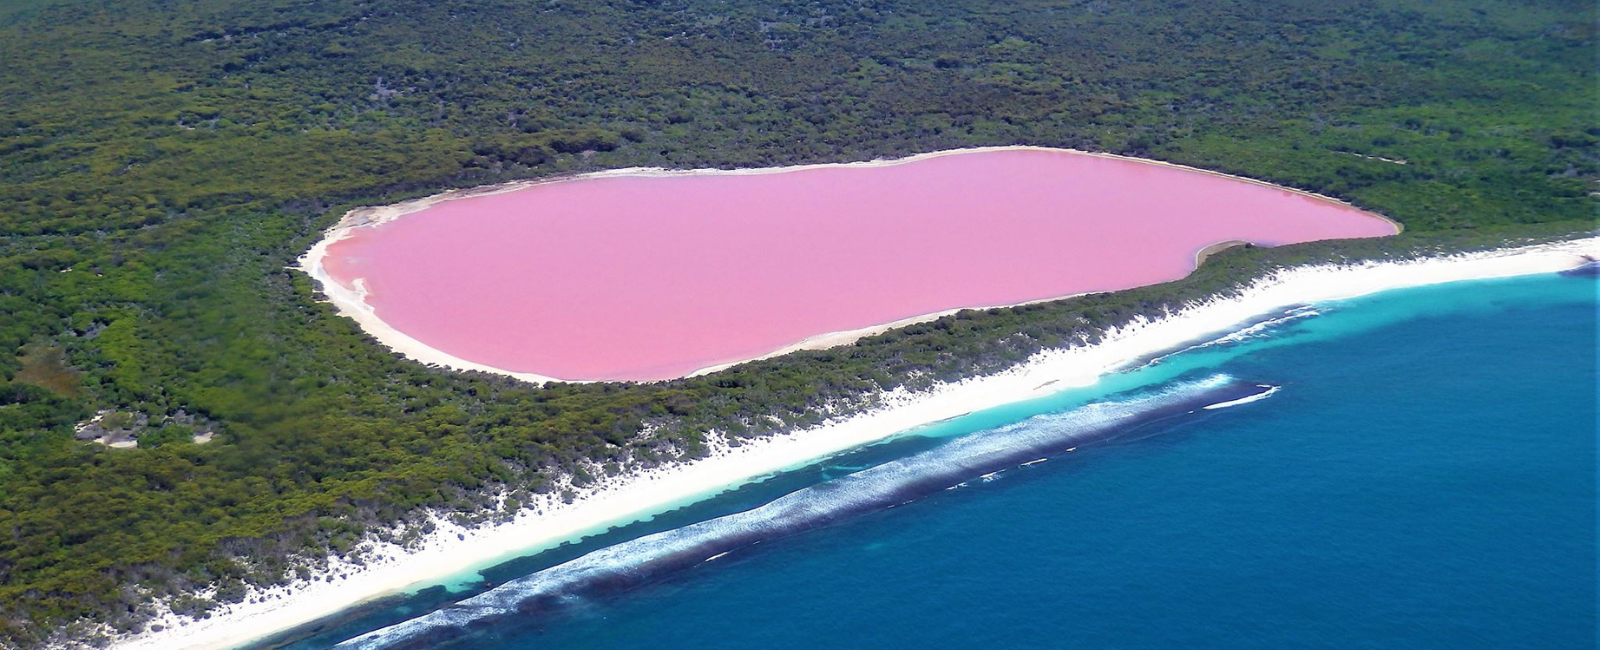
xmin=1203 ymin=385 xmax=1280 ymax=410
xmin=113 ymin=236 xmax=1597 ymax=650
xmin=331 ymin=376 xmax=1253 ymax=650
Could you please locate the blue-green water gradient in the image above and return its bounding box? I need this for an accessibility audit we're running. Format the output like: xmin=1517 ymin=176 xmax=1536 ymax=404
xmin=287 ymin=272 xmax=1597 ymax=649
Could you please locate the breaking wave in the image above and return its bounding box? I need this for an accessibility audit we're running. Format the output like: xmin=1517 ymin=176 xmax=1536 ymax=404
xmin=334 ymin=375 xmax=1274 ymax=649
xmin=1136 ymin=305 xmax=1321 ymax=370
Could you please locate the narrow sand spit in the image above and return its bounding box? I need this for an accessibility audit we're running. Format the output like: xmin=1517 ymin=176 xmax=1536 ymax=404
xmin=297 ymin=146 xmax=1401 ymax=383
xmin=111 ymin=235 xmax=1596 ymax=650
xmin=1193 ymin=239 xmax=1250 ymax=267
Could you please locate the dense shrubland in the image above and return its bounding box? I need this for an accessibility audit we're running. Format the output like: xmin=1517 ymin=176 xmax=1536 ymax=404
xmin=0 ymin=0 xmax=1594 ymax=643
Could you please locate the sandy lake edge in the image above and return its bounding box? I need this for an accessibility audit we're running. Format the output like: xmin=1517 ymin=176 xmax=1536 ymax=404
xmin=94 ymin=235 xmax=1598 ymax=650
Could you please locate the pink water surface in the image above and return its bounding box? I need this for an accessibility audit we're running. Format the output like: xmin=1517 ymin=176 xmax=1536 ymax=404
xmin=322 ymin=149 xmax=1396 ymax=381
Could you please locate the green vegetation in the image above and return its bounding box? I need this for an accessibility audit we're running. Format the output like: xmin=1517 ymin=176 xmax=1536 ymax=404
xmin=0 ymin=0 xmax=1593 ymax=644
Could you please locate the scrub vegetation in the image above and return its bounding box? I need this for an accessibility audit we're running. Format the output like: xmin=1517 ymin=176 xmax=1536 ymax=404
xmin=0 ymin=0 xmax=1593 ymax=644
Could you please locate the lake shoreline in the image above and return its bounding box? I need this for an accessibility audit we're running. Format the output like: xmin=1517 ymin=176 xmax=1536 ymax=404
xmin=101 ymin=235 xmax=1597 ymax=650
xmin=297 ymin=145 xmax=1400 ymax=383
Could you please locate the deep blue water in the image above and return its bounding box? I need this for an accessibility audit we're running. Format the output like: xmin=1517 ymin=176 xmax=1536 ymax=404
xmin=285 ymin=272 xmax=1596 ymax=650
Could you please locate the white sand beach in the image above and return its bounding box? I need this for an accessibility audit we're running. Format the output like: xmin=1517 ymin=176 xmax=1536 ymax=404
xmin=106 ymin=235 xmax=1596 ymax=650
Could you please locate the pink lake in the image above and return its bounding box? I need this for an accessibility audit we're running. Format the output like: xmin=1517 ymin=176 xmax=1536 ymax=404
xmin=320 ymin=148 xmax=1396 ymax=381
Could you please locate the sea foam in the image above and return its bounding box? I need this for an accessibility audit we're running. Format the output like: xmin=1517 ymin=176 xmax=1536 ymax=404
xmin=334 ymin=375 xmax=1273 ymax=650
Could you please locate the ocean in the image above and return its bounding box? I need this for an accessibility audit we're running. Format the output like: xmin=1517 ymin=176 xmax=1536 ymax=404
xmin=278 ymin=271 xmax=1596 ymax=650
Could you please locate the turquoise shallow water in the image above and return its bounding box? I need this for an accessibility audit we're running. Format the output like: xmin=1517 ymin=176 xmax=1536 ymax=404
xmin=282 ymin=272 xmax=1596 ymax=650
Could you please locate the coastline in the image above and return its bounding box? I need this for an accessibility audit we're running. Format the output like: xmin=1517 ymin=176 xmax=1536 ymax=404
xmin=296 ymin=145 xmax=1402 ymax=384
xmin=115 ymin=235 xmax=1599 ymax=650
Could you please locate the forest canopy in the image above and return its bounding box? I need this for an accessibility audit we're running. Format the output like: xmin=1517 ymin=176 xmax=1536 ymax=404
xmin=0 ymin=0 xmax=1594 ymax=645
